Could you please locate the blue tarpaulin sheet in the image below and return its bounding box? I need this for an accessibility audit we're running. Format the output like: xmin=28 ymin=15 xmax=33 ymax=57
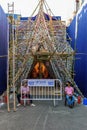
xmin=67 ymin=1 xmax=87 ymax=97
xmin=20 ymin=13 xmax=61 ymax=21
xmin=0 ymin=6 xmax=8 ymax=95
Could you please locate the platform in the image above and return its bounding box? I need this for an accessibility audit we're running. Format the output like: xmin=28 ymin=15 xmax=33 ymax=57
xmin=0 ymin=100 xmax=87 ymax=130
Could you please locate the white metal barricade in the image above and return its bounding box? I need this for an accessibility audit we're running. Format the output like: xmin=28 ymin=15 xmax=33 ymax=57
xmin=21 ymin=79 xmax=62 ymax=103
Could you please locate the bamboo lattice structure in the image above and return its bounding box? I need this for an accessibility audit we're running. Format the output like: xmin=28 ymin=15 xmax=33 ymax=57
xmin=7 ymin=0 xmax=84 ymax=111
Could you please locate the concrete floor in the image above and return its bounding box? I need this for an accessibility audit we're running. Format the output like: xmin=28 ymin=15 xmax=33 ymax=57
xmin=0 ymin=100 xmax=87 ymax=130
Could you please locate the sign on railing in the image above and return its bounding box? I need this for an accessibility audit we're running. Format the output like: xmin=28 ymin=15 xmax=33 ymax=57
xmin=28 ymin=79 xmax=54 ymax=87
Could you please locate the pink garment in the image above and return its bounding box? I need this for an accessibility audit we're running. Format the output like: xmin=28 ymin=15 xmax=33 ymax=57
xmin=21 ymin=86 xmax=29 ymax=94
xmin=65 ymin=86 xmax=74 ymax=95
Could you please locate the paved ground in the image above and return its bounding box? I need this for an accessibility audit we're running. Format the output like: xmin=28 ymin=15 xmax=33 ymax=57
xmin=0 ymin=100 xmax=87 ymax=130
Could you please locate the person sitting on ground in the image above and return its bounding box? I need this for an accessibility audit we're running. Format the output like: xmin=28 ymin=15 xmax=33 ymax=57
xmin=65 ymin=81 xmax=75 ymax=108
xmin=17 ymin=82 xmax=35 ymax=107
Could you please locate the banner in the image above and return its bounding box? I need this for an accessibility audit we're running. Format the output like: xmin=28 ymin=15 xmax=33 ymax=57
xmin=28 ymin=79 xmax=54 ymax=87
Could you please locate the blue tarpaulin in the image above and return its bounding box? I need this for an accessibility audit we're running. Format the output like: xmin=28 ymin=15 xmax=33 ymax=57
xmin=20 ymin=12 xmax=61 ymax=21
xmin=0 ymin=6 xmax=8 ymax=95
xmin=67 ymin=1 xmax=87 ymax=97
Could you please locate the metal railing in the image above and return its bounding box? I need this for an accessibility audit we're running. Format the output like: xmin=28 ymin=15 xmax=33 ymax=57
xmin=21 ymin=79 xmax=62 ymax=101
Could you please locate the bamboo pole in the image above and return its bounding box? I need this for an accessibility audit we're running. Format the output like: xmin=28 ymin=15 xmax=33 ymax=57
xmin=12 ymin=2 xmax=16 ymax=112
xmin=7 ymin=3 xmax=10 ymax=112
xmin=7 ymin=2 xmax=16 ymax=112
xmin=7 ymin=39 xmax=10 ymax=112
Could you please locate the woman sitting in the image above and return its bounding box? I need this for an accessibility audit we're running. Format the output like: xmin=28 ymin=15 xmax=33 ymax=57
xmin=65 ymin=81 xmax=75 ymax=108
xmin=17 ymin=82 xmax=35 ymax=107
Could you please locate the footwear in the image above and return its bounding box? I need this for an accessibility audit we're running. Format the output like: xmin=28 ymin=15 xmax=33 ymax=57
xmin=17 ymin=103 xmax=21 ymax=107
xmin=64 ymin=100 xmax=67 ymax=106
xmin=30 ymin=103 xmax=36 ymax=107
